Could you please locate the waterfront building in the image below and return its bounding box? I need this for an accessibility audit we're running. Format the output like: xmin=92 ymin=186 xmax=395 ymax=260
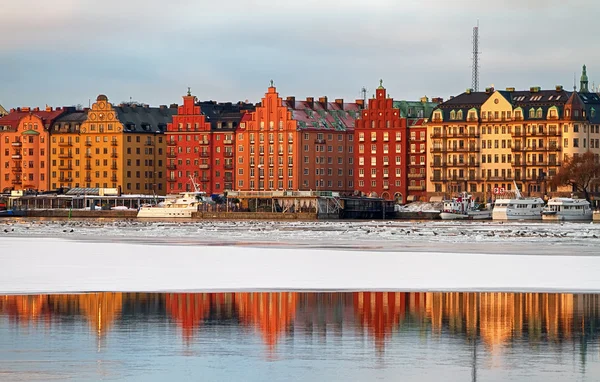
xmin=49 ymin=95 xmax=176 ymax=195
xmin=165 ymin=90 xmax=212 ymax=193
xmin=166 ymin=90 xmax=254 ymax=195
xmin=425 ymin=74 xmax=600 ymax=199
xmin=237 ymin=83 xmax=362 ymax=192
xmin=0 ymin=106 xmax=65 ymax=192
xmin=396 ymin=96 xmax=442 ymax=201
xmin=354 ymin=81 xmax=407 ymax=201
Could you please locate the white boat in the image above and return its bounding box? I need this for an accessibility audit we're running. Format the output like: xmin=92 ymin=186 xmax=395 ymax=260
xmin=439 ymin=192 xmax=492 ymax=220
xmin=492 ymin=182 xmax=544 ymax=220
xmin=542 ymin=197 xmax=593 ymax=221
xmin=137 ymin=176 xmax=210 ymax=218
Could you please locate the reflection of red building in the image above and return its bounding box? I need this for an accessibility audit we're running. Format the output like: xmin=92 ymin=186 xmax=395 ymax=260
xmin=166 ymin=293 xmax=212 ymax=341
xmin=235 ymin=292 xmax=297 ymax=350
xmin=353 ymin=292 xmax=406 ymax=351
xmin=354 ymin=82 xmax=408 ymax=201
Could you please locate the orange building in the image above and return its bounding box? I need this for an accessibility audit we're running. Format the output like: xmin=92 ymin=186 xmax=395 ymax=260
xmin=237 ymin=84 xmax=362 ymax=192
xmin=49 ymin=95 xmax=176 ymax=194
xmin=0 ymin=107 xmax=65 ymax=192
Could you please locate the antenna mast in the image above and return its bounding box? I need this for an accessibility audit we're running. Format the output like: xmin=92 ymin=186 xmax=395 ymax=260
xmin=472 ymin=21 xmax=480 ymax=91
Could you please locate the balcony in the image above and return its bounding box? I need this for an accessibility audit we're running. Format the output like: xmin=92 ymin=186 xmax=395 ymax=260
xmin=58 ymin=165 xmax=73 ymax=170
xmin=110 ymin=153 xmax=118 ymax=158
xmin=547 ymin=130 xmax=561 ymax=137
xmin=167 ymin=140 xmax=177 ymax=146
xmin=11 ymin=179 xmax=22 ymax=185
xmin=11 ymin=142 xmax=22 ymax=147
xmin=430 ymin=162 xmax=447 ymax=168
xmin=546 ymin=145 xmax=561 ymax=152
xmin=315 ymin=139 xmax=325 ymax=144
xmin=408 ymin=173 xmax=425 ymax=179
xmin=200 ymin=178 xmax=210 ymax=182
xmin=288 ymin=139 xmax=293 ymax=143
xmin=85 ymin=153 xmax=92 ymax=158
xmin=11 ymin=154 xmax=22 ymax=159
xmin=200 ymin=152 xmax=209 ymax=158
xmin=167 ymin=153 xmax=177 ymax=158
xmin=224 ymin=164 xmax=233 ymax=170
xmin=167 ymin=177 xmax=176 ymax=182
xmin=11 ymin=166 xmax=22 ymax=173
xmin=59 ymin=177 xmax=73 ymax=182
xmin=145 ymin=141 xmax=153 ymax=146
xmin=58 ymin=141 xmax=72 ymax=146
xmin=224 ymin=140 xmax=233 ymax=145
xmin=383 ymin=185 xmax=389 ymax=190
xmin=85 ymin=141 xmax=92 ymax=146
xmin=111 ymin=165 xmax=118 ymax=170
xmin=85 ymin=165 xmax=92 ymax=170
xmin=429 ymin=147 xmax=443 ymax=153
xmin=167 ymin=164 xmax=177 ymax=170
xmin=511 ymin=146 xmax=526 ymax=152
xmin=111 ymin=176 xmax=118 ymax=182
xmin=200 ymin=140 xmax=209 ymax=145
xmin=430 ymin=132 xmax=447 ymax=139
xmin=58 ymin=153 xmax=72 ymax=158
xmin=84 ymin=176 xmax=91 ymax=182
xmin=511 ymin=130 xmax=526 ymax=137
xmin=466 ymin=132 xmax=480 ymax=138
xmin=408 ymin=185 xmax=426 ymax=191
xmin=224 ymin=152 xmax=233 ymax=157
xmin=383 ymin=162 xmax=389 ymax=166
xmin=358 ymin=137 xmax=364 ymax=142
xmin=383 ymin=174 xmax=389 ymax=178
xmin=111 ymin=141 xmax=118 ymax=146
xmin=199 ymin=164 xmax=210 ymax=169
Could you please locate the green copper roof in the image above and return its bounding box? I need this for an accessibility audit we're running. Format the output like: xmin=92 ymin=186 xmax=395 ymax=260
xmin=22 ymin=129 xmax=40 ymax=135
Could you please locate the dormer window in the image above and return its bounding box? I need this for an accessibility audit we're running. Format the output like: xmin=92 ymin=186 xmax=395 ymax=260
xmin=450 ymin=110 xmax=456 ymax=120
xmin=529 ymin=108 xmax=535 ymax=118
xmin=566 ymin=109 xmax=571 ymax=117
xmin=456 ymin=110 xmax=463 ymax=120
xmin=536 ymin=108 xmax=543 ymax=118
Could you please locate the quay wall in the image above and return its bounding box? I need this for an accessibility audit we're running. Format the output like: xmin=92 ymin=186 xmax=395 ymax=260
xmin=192 ymin=212 xmax=317 ymax=220
xmin=23 ymin=210 xmax=138 ymax=218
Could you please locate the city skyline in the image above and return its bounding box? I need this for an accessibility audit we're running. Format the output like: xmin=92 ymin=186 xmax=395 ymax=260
xmin=2 ymin=0 xmax=600 ymax=108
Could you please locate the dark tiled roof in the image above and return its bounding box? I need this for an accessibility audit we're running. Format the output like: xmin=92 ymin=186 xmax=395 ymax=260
xmin=115 ymin=105 xmax=177 ymax=134
xmin=438 ymin=92 xmax=492 ymax=107
xmin=51 ymin=108 xmax=89 ymax=133
xmin=578 ymin=92 xmax=600 ymax=124
xmin=198 ymin=101 xmax=255 ymax=131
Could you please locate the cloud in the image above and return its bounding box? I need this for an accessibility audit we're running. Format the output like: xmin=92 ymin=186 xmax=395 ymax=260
xmin=1 ymin=0 xmax=599 ymax=108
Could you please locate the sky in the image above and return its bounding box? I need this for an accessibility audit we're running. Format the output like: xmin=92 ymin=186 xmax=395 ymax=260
xmin=1 ymin=0 xmax=599 ymax=109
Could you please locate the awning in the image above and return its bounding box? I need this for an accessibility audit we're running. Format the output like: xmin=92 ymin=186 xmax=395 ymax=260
xmin=407 ymin=195 xmax=417 ymax=202
xmin=429 ymin=196 xmax=444 ymax=202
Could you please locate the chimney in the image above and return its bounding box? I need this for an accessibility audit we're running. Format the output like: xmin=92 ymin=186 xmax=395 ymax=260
xmin=420 ymin=96 xmax=429 ymax=103
xmin=356 ymin=99 xmax=365 ymax=108
xmin=170 ymin=103 xmax=178 ymax=108
xmin=506 ymin=87 xmax=515 ymax=92
xmin=465 ymin=89 xmax=472 ymax=94
xmin=46 ymin=105 xmax=52 ymax=112
xmin=432 ymin=97 xmax=443 ymax=103
xmin=33 ymin=107 xmax=40 ymax=112
xmin=306 ymin=97 xmax=314 ymax=108
xmin=319 ymin=96 xmax=328 ymax=110
xmin=10 ymin=108 xmax=15 ymax=113
xmin=556 ymin=85 xmax=563 ymax=92
xmin=485 ymin=87 xmax=492 ymax=94
xmin=335 ymin=99 xmax=344 ymax=110
xmin=22 ymin=107 xmax=30 ymax=112
xmin=160 ymin=105 xmax=167 ymax=109
xmin=286 ymin=96 xmax=295 ymax=109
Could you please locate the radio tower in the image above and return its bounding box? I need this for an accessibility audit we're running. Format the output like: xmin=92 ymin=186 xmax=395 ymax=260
xmin=472 ymin=22 xmax=480 ymax=91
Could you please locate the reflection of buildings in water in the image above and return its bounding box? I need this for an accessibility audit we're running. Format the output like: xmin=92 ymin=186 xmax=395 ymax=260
xmin=295 ymin=293 xmax=354 ymax=339
xmin=424 ymin=292 xmax=577 ymax=352
xmin=165 ymin=293 xmax=212 ymax=341
xmin=0 ymin=295 xmax=50 ymax=326
xmin=235 ymin=292 xmax=297 ymax=350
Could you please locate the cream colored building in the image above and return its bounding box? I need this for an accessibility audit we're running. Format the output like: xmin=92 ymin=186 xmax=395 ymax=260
xmin=427 ymin=75 xmax=600 ymax=200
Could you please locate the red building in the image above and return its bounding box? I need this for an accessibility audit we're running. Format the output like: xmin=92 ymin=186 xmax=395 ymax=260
xmin=165 ymin=89 xmax=254 ymax=194
xmin=354 ymin=81 xmax=408 ymax=202
xmin=165 ymin=90 xmax=211 ymax=193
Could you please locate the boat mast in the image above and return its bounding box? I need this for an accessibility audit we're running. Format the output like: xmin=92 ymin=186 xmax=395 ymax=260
xmin=189 ymin=175 xmax=200 ymax=193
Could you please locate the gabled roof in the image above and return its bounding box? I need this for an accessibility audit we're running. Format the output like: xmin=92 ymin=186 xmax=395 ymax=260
xmin=114 ymin=104 xmax=177 ymax=134
xmin=0 ymin=104 xmax=7 ymax=116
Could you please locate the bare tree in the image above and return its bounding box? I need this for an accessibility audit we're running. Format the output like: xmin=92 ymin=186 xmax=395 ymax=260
xmin=549 ymin=151 xmax=600 ymax=202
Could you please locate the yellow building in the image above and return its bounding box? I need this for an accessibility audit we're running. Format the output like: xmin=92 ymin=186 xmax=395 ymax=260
xmin=49 ymin=95 xmax=176 ymax=195
xmin=426 ymin=78 xmax=600 ymax=199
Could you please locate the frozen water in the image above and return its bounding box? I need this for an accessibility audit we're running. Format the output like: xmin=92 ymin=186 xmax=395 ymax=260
xmin=1 ymin=219 xmax=600 ymax=294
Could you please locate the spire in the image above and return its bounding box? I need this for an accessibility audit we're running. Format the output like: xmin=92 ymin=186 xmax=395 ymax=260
xmin=377 ymin=79 xmax=384 ymax=89
xmin=187 ymin=87 xmax=192 ymax=96
xmin=270 ymin=79 xmax=274 ymax=88
xmin=580 ymin=65 xmax=589 ymax=93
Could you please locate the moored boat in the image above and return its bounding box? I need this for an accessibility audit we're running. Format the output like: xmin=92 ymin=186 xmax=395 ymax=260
xmin=439 ymin=192 xmax=492 ymax=220
xmin=137 ymin=176 xmax=211 ymax=218
xmin=542 ymin=197 xmax=593 ymax=221
xmin=492 ymin=182 xmax=544 ymax=220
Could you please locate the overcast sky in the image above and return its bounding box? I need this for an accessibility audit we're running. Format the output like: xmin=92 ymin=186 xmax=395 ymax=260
xmin=1 ymin=0 xmax=599 ymax=109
